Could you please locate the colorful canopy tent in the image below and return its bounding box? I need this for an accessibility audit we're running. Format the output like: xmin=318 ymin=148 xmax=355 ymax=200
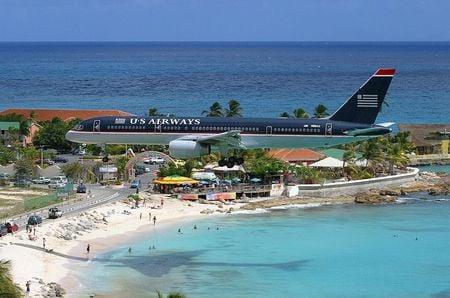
xmin=153 ymin=175 xmax=199 ymax=185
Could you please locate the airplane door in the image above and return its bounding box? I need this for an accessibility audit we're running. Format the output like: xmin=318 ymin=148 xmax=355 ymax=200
xmin=266 ymin=126 xmax=272 ymax=136
xmin=93 ymin=120 xmax=101 ymax=132
xmin=325 ymin=123 xmax=332 ymax=136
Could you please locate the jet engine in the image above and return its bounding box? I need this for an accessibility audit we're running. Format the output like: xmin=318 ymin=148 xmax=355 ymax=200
xmin=168 ymin=140 xmax=211 ymax=159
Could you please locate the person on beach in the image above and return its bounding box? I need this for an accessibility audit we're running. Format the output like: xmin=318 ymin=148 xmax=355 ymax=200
xmin=87 ymin=244 xmax=90 ymax=254
xmin=26 ymin=281 xmax=30 ymax=295
xmin=140 ymin=212 xmax=142 ymax=220
xmin=42 ymin=238 xmax=46 ymax=249
xmin=161 ymin=198 xmax=164 ymax=208
xmin=153 ymin=216 xmax=157 ymax=226
xmin=149 ymin=212 xmax=151 ymax=221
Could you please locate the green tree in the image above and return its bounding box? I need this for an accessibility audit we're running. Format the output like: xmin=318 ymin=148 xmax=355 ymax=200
xmin=115 ymin=156 xmax=129 ymax=177
xmin=202 ymin=102 xmax=224 ymax=117
xmin=0 ymin=113 xmax=30 ymax=137
xmin=225 ymin=99 xmax=243 ymax=117
xmin=279 ymin=108 xmax=309 ymax=118
xmin=246 ymin=156 xmax=287 ymax=178
xmin=0 ymin=259 xmax=22 ymax=297
xmin=293 ymin=108 xmax=310 ymax=118
xmin=61 ymin=162 xmax=90 ymax=181
xmin=149 ymin=108 xmax=163 ymax=116
xmin=14 ymin=154 xmax=34 ymax=177
xmin=33 ymin=117 xmax=80 ymax=150
xmin=313 ymin=104 xmax=329 ymax=118
xmin=0 ymin=145 xmax=16 ymax=165
xmin=357 ymin=138 xmax=383 ymax=173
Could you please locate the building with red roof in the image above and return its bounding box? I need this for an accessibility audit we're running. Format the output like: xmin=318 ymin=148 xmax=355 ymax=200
xmin=0 ymin=109 xmax=134 ymax=122
xmin=268 ymin=148 xmax=325 ymax=165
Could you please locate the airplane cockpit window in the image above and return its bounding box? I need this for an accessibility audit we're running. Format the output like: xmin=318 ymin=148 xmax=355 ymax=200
xmin=74 ymin=125 xmax=84 ymax=131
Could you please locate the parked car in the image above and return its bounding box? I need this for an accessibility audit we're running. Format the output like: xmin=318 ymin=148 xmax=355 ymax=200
xmin=35 ymin=159 xmax=55 ymax=166
xmin=130 ymin=179 xmax=141 ymax=188
xmin=72 ymin=148 xmax=86 ymax=155
xmin=76 ymin=184 xmax=87 ymax=193
xmin=134 ymin=165 xmax=146 ymax=176
xmin=0 ymin=173 xmax=10 ymax=186
xmin=27 ymin=215 xmax=43 ymax=225
xmin=51 ymin=176 xmax=68 ymax=183
xmin=48 ymin=181 xmax=66 ymax=189
xmin=48 ymin=207 xmax=63 ymax=219
xmin=5 ymin=222 xmax=19 ymax=233
xmin=0 ymin=173 xmax=10 ymax=179
xmin=14 ymin=179 xmax=31 ymax=187
xmin=52 ymin=156 xmax=68 ymax=163
xmin=144 ymin=156 xmax=165 ymax=165
xmin=0 ymin=224 xmax=7 ymax=237
xmin=32 ymin=177 xmax=51 ymax=184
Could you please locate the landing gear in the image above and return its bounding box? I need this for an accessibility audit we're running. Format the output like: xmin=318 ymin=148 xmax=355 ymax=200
xmin=218 ymin=156 xmax=244 ymax=168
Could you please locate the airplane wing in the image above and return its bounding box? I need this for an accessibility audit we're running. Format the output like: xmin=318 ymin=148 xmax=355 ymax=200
xmin=177 ymin=130 xmax=247 ymax=149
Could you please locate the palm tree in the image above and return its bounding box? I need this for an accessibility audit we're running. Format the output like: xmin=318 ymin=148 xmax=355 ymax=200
xmin=342 ymin=144 xmax=357 ymax=175
xmin=225 ymin=99 xmax=242 ymax=117
xmin=149 ymin=108 xmax=163 ymax=116
xmin=394 ymin=131 xmax=416 ymax=154
xmin=313 ymin=104 xmax=329 ymax=118
xmin=202 ymin=102 xmax=224 ymax=117
xmin=293 ymin=108 xmax=310 ymax=118
xmin=357 ymin=138 xmax=383 ymax=173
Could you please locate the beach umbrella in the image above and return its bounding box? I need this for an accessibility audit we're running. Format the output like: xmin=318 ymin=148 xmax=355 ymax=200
xmin=222 ymin=180 xmax=232 ymax=184
xmin=231 ymin=177 xmax=241 ymax=183
xmin=199 ymin=180 xmax=210 ymax=185
xmin=250 ymin=177 xmax=262 ymax=183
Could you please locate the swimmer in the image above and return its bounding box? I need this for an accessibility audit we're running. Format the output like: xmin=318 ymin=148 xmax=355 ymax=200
xmin=194 ymin=225 xmax=197 ymax=230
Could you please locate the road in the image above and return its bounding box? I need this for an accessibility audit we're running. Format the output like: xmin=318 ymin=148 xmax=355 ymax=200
xmin=9 ymin=168 xmax=158 ymax=229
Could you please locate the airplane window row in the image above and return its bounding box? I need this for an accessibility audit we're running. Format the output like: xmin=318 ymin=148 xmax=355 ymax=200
xmin=107 ymin=125 xmax=147 ymax=130
xmin=192 ymin=126 xmax=260 ymax=132
xmin=273 ymin=127 xmax=321 ymax=133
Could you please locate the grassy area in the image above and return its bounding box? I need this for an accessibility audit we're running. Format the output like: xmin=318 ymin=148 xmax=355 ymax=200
xmin=0 ymin=187 xmax=57 ymax=219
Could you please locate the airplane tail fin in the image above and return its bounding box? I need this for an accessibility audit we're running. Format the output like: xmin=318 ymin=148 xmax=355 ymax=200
xmin=328 ymin=68 xmax=396 ymax=124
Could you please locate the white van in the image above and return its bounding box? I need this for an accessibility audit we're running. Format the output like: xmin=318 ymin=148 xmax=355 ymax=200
xmin=191 ymin=172 xmax=217 ymax=180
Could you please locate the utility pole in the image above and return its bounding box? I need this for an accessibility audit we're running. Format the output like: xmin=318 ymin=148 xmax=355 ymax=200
xmin=40 ymin=145 xmax=44 ymax=167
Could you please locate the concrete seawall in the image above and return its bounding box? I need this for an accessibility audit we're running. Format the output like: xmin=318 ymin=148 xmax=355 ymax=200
xmin=286 ymin=168 xmax=420 ymax=198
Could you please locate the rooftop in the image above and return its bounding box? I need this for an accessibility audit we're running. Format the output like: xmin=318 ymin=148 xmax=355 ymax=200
xmin=0 ymin=109 xmax=134 ymax=122
xmin=268 ymin=148 xmax=325 ymax=162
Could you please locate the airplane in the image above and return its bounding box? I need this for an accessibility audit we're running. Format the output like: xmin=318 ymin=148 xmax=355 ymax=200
xmin=66 ymin=68 xmax=396 ymax=167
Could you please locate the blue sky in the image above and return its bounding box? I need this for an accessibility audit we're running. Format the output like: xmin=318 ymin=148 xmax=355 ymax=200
xmin=1 ymin=0 xmax=449 ymax=41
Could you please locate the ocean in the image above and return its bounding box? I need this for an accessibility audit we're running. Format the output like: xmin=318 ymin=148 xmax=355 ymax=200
xmin=2 ymin=42 xmax=449 ymax=297
xmin=1 ymin=42 xmax=450 ymax=123
xmin=74 ymin=194 xmax=450 ymax=298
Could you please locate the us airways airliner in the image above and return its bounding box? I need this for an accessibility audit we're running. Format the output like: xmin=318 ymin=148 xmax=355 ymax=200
xmin=66 ymin=68 xmax=396 ymax=167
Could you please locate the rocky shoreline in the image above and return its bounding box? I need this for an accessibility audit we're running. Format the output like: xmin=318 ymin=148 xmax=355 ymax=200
xmin=241 ymin=171 xmax=450 ymax=209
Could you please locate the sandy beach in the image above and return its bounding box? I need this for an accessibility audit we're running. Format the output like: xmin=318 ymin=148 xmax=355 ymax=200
xmin=0 ymin=192 xmax=244 ymax=297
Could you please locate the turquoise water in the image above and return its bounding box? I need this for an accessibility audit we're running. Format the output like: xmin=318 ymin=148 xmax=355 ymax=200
xmin=418 ymin=164 xmax=450 ymax=174
xmin=76 ymin=196 xmax=450 ymax=298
